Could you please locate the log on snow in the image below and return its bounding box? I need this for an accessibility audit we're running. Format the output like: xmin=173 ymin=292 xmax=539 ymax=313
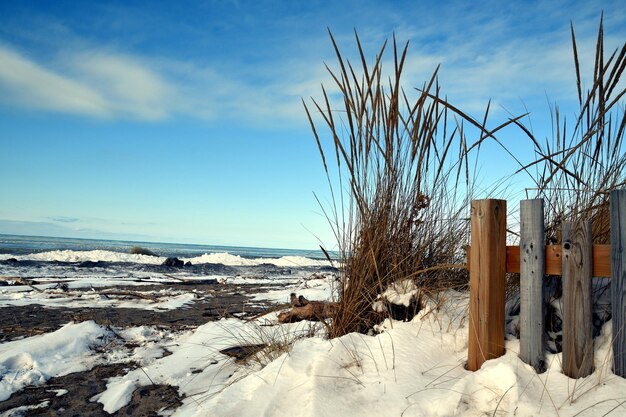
xmin=278 ymin=300 xmax=337 ymax=323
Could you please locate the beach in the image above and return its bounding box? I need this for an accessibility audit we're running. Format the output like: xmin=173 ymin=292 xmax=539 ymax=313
xmin=0 ymin=235 xmax=337 ymax=415
xmin=2 ymin=235 xmax=626 ymax=416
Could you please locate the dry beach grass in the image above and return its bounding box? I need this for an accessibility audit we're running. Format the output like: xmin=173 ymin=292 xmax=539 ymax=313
xmin=305 ymin=17 xmax=625 ymax=338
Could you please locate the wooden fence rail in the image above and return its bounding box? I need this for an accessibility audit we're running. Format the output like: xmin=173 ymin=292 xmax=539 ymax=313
xmin=467 ymin=190 xmax=626 ymax=380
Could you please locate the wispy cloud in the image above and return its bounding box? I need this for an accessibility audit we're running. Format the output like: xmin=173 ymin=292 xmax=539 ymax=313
xmin=0 ymin=45 xmax=110 ymax=117
xmin=0 ymin=1 xmax=622 ymax=125
xmin=48 ymin=216 xmax=79 ymax=223
xmin=71 ymin=52 xmax=174 ymax=120
xmin=0 ymin=42 xmax=325 ymax=124
xmin=0 ymin=44 xmax=184 ymax=120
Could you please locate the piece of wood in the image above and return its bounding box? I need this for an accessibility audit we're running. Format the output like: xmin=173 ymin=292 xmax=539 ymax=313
xmin=504 ymin=245 xmax=610 ymax=277
xmin=611 ymin=190 xmax=626 ymax=377
xmin=277 ymin=301 xmax=337 ymax=323
xmin=562 ymin=221 xmax=594 ymax=379
xmin=519 ymin=199 xmax=546 ymax=372
xmin=100 ymin=291 xmax=158 ymax=301
xmin=467 ymin=199 xmax=507 ymax=371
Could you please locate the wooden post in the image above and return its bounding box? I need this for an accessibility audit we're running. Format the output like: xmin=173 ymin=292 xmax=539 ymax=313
xmin=468 ymin=199 xmax=506 ymax=371
xmin=519 ymin=199 xmax=546 ymax=372
xmin=611 ymin=190 xmax=626 ymax=377
xmin=562 ymin=220 xmax=594 ymax=378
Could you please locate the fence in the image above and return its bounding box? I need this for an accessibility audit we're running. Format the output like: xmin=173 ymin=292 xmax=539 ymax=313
xmin=467 ymin=190 xmax=626 ymax=380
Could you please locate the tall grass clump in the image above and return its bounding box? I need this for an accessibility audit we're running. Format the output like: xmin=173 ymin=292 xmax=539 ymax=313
xmin=517 ymin=17 xmax=626 ymax=243
xmin=304 ymin=33 xmax=515 ymax=337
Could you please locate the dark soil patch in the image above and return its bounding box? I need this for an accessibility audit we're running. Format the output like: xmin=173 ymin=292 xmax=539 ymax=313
xmin=0 ymin=282 xmax=279 ymax=342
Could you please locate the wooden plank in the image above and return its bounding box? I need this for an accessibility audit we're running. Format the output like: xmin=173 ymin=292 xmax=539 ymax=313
xmin=611 ymin=190 xmax=626 ymax=377
xmin=519 ymin=199 xmax=545 ymax=372
xmin=504 ymin=245 xmax=610 ymax=277
xmin=562 ymin=221 xmax=594 ymax=379
xmin=593 ymin=245 xmax=612 ymax=278
xmin=467 ymin=199 xmax=506 ymax=371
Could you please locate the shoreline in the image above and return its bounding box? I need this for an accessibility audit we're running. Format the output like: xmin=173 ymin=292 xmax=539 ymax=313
xmin=0 ymin=280 xmax=290 ymax=415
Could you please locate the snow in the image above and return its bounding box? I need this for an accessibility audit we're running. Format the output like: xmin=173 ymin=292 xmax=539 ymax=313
xmin=252 ymin=273 xmax=337 ymax=304
xmin=0 ymin=400 xmax=50 ymax=416
xmin=0 ymin=321 xmax=112 ymax=401
xmin=0 ymin=286 xmax=201 ymax=310
xmin=95 ymin=317 xmax=324 ymax=414
xmin=372 ymin=279 xmax=420 ymax=311
xmin=177 ymin=293 xmax=626 ymax=417
xmin=2 ymin=284 xmax=626 ymax=416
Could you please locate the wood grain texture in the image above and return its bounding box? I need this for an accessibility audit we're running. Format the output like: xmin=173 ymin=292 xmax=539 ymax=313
xmin=562 ymin=221 xmax=594 ymax=379
xmin=505 ymin=245 xmax=610 ymax=277
xmin=611 ymin=190 xmax=626 ymax=377
xmin=468 ymin=199 xmax=506 ymax=371
xmin=519 ymin=199 xmax=546 ymax=372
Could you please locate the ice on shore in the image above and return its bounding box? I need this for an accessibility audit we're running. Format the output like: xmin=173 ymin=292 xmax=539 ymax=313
xmin=0 ymin=286 xmax=201 ymax=310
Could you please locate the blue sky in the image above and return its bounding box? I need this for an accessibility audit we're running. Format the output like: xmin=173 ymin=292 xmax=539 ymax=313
xmin=0 ymin=0 xmax=624 ymax=249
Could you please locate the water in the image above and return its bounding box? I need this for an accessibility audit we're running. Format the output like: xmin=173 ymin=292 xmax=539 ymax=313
xmin=0 ymin=234 xmax=329 ymax=260
xmin=0 ymin=234 xmax=336 ymax=282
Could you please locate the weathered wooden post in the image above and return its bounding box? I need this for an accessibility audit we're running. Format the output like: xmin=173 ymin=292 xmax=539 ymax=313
xmin=611 ymin=190 xmax=626 ymax=377
xmin=562 ymin=220 xmax=593 ymax=378
xmin=468 ymin=199 xmax=506 ymax=371
xmin=519 ymin=199 xmax=545 ymax=372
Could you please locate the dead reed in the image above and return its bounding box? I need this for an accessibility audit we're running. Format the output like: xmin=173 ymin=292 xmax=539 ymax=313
xmin=516 ymin=17 xmax=626 ymax=244
xmin=304 ymin=32 xmax=515 ymax=337
xmin=305 ymin=15 xmax=624 ymax=338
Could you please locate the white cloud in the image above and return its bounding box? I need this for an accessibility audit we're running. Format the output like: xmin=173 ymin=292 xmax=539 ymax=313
xmin=0 ymin=44 xmax=194 ymax=121
xmin=0 ymin=46 xmax=110 ymax=117
xmin=72 ymin=53 xmax=174 ymax=120
xmin=0 ymin=45 xmax=178 ymax=120
xmin=0 ymin=42 xmax=328 ymax=124
xmin=0 ymin=4 xmax=621 ymax=126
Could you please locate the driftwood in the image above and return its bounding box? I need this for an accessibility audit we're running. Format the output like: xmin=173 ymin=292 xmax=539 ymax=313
xmin=164 ymin=274 xmax=217 ymax=285
xmin=278 ymin=293 xmax=337 ymax=323
xmin=220 ymin=344 xmax=267 ymax=362
xmin=0 ymin=276 xmax=39 ymax=286
xmin=100 ymin=291 xmax=158 ymax=301
xmin=0 ymin=276 xmax=44 ymax=293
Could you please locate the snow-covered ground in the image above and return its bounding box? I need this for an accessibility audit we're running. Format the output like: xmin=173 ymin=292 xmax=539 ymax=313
xmin=2 ymin=283 xmax=626 ymax=416
xmin=0 ymin=285 xmax=201 ymax=310
xmin=0 ymin=270 xmax=336 ymax=311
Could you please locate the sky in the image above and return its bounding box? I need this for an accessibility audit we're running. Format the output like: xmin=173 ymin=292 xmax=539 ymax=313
xmin=0 ymin=0 xmax=625 ymax=250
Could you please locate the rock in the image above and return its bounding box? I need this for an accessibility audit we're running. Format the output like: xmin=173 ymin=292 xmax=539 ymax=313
xmin=3 ymin=258 xmax=18 ymax=265
xmin=78 ymin=261 xmax=107 ymax=268
xmin=129 ymin=246 xmax=159 ymax=257
xmin=185 ymin=261 xmax=193 ymax=267
xmin=162 ymin=257 xmax=184 ymax=267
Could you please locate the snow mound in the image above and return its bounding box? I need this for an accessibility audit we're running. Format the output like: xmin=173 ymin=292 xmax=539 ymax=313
xmin=455 ymin=361 xmax=519 ymax=416
xmin=0 ymin=321 xmax=112 ymax=401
